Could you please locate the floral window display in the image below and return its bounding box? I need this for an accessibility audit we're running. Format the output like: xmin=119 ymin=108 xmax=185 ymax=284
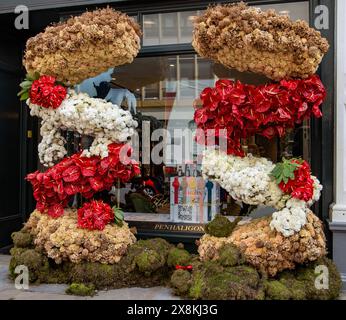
xmin=9 ymin=3 xmax=342 ymax=300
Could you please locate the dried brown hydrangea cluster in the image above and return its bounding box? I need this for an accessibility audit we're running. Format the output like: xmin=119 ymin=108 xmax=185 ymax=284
xmin=24 ymin=7 xmax=141 ymax=85
xmin=192 ymin=2 xmax=329 ymax=80
xmin=24 ymin=210 xmax=136 ymax=264
xmin=198 ymin=211 xmax=326 ymax=276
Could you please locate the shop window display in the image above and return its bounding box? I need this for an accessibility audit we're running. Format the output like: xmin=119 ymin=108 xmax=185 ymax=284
xmin=33 ymin=1 xmax=314 ymax=234
xmin=120 ymin=2 xmax=311 ymax=232
xmin=10 ymin=3 xmax=342 ymax=300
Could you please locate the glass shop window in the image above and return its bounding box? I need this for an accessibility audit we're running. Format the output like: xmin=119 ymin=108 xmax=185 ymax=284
xmin=143 ymin=10 xmax=199 ymax=46
xmin=71 ymin=2 xmax=310 ymax=225
xmin=107 ymin=54 xmax=221 ymax=223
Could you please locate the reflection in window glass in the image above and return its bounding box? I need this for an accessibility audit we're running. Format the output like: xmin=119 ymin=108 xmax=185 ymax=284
xmin=179 ymin=11 xmax=196 ymax=43
xmin=179 ymin=56 xmax=195 ymax=98
xmin=74 ymin=1 xmax=311 ymax=224
xmin=78 ymin=55 xmax=293 ymax=222
xmin=142 ymin=2 xmax=309 ymax=46
xmin=143 ymin=11 xmax=199 ymax=46
xmin=143 ymin=14 xmax=159 ymax=46
xmin=161 ymin=12 xmax=178 ymax=44
xmin=76 ymin=52 xmax=313 ymax=223
xmin=259 ymin=1 xmax=309 ymax=22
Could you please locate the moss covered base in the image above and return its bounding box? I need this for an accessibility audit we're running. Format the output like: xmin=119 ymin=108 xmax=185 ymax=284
xmin=171 ymin=244 xmax=341 ymax=300
xmin=9 ymin=226 xmax=341 ymax=299
xmin=9 ymin=229 xmax=192 ymax=292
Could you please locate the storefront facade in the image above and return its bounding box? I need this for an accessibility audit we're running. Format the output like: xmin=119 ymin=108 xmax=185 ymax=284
xmin=0 ymin=0 xmax=344 ymax=289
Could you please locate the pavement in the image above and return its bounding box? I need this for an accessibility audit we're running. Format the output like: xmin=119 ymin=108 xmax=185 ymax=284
xmin=0 ymin=254 xmax=345 ymax=300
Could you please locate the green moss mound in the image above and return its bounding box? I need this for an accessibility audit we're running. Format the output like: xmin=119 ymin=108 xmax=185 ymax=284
xmin=172 ymin=259 xmax=263 ymax=300
xmin=218 ymin=243 xmax=244 ymax=267
xmin=263 ymin=257 xmax=342 ymax=300
xmin=66 ymin=283 xmax=96 ymax=296
xmin=204 ymin=215 xmax=240 ymax=237
xmin=264 ymin=280 xmax=292 ymax=300
xmin=11 ymin=231 xmax=33 ymax=248
xmin=9 ymin=248 xmax=51 ymax=282
xmin=167 ymin=247 xmax=191 ymax=267
xmin=265 ymin=257 xmax=342 ymax=300
xmin=170 ymin=269 xmax=191 ymax=295
xmin=9 ymin=237 xmax=176 ymax=290
xmin=202 ymin=265 xmax=262 ymax=300
xmin=67 ymin=238 xmax=186 ymax=288
xmin=171 ymin=256 xmax=341 ymax=300
xmin=128 ymin=193 xmax=156 ymax=213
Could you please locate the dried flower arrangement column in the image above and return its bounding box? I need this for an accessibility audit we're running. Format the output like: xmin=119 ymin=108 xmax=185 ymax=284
xmin=17 ymin=8 xmax=143 ymax=262
xmin=191 ymin=2 xmax=341 ymax=287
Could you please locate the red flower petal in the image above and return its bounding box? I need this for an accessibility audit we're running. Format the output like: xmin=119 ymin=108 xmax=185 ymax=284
xmin=48 ymin=203 xmax=64 ymax=218
xmin=62 ymin=165 xmax=80 ymax=182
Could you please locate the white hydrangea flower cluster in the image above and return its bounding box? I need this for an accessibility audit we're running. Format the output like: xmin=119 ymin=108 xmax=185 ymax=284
xmin=270 ymin=176 xmax=322 ymax=236
xmin=201 ymin=148 xmax=322 ymax=237
xmin=28 ymin=90 xmax=138 ymax=167
xmin=202 ymin=149 xmax=287 ymax=209
xmin=270 ymin=198 xmax=308 ymax=237
xmin=309 ymin=176 xmax=323 ymax=206
xmin=38 ymin=125 xmax=67 ymax=166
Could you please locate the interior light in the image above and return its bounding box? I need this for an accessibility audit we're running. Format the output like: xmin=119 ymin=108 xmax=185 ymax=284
xmin=144 ymin=20 xmax=156 ymax=25
xmin=279 ymin=10 xmax=290 ymax=16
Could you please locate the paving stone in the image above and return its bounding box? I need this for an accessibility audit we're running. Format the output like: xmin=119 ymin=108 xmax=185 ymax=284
xmin=339 ymin=293 xmax=346 ymax=300
xmin=26 ymin=284 xmax=69 ymax=294
xmin=0 ymin=289 xmax=22 ymax=300
xmin=90 ymin=287 xmax=180 ymax=300
xmin=0 ymin=255 xmax=13 ymax=292
xmin=14 ymin=291 xmax=87 ymax=300
xmin=0 ymin=254 xmax=11 ymax=265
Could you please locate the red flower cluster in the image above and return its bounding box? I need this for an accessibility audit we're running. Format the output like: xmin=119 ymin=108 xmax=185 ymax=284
xmin=77 ymin=200 xmax=114 ymax=231
xmin=30 ymin=75 xmax=67 ymax=109
xmin=279 ymin=160 xmax=314 ymax=201
xmin=194 ymin=75 xmax=326 ymax=156
xmin=26 ymin=143 xmax=140 ymax=218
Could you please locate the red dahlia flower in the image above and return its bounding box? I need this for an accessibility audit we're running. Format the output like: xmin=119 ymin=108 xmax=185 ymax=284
xmin=30 ymin=75 xmax=67 ymax=109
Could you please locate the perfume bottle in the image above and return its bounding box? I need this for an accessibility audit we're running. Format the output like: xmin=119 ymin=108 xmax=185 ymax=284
xmin=177 ymin=165 xmax=184 ymax=177
xmin=185 ymin=165 xmax=191 ymax=177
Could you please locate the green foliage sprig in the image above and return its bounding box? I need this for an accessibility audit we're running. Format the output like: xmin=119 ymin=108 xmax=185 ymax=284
xmin=112 ymin=206 xmax=124 ymax=227
xmin=270 ymin=158 xmax=303 ymax=184
xmin=17 ymin=72 xmax=39 ymax=101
